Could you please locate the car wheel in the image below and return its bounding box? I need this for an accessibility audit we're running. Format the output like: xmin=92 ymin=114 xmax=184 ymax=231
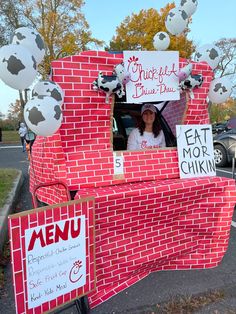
xmin=214 ymin=145 xmax=228 ymax=167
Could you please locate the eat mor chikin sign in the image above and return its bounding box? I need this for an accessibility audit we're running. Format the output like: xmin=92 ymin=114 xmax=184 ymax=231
xmin=8 ymin=198 xmax=95 ymax=314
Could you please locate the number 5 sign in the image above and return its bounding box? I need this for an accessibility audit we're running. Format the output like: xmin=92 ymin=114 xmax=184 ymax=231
xmin=114 ymin=154 xmax=124 ymax=175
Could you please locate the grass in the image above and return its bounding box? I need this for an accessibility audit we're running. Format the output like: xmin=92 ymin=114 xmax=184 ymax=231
xmin=1 ymin=130 xmax=19 ymax=143
xmin=0 ymin=169 xmax=18 ymax=288
xmin=124 ymin=290 xmax=225 ymax=313
xmin=0 ymin=242 xmax=10 ymax=289
xmin=161 ymin=290 xmax=225 ymax=313
xmin=0 ymin=168 xmax=19 ymax=208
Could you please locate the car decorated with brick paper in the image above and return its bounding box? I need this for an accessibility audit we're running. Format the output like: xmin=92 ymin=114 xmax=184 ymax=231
xmin=29 ymin=51 xmax=236 ymax=309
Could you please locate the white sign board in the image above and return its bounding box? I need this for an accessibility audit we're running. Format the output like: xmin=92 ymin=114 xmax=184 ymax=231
xmin=25 ymin=216 xmax=86 ymax=309
xmin=114 ymin=154 xmax=124 ymax=175
xmin=176 ymin=125 xmax=216 ymax=179
xmin=124 ymin=51 xmax=179 ymax=103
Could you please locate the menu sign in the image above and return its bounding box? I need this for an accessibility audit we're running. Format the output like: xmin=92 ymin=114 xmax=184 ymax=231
xmin=124 ymin=51 xmax=180 ymax=103
xmin=9 ymin=198 xmax=95 ymax=314
xmin=25 ymin=216 xmax=86 ymax=308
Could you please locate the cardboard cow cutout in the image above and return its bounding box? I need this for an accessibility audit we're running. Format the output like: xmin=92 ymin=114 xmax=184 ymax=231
xmin=10 ymin=51 xmax=236 ymax=312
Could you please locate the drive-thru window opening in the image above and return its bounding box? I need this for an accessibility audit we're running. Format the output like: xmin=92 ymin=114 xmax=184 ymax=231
xmin=112 ymin=92 xmax=187 ymax=151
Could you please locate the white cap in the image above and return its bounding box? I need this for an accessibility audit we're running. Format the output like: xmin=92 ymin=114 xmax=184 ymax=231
xmin=141 ymin=103 xmax=157 ymax=115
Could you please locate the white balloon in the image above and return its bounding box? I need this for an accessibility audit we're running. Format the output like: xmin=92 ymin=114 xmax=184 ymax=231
xmin=153 ymin=32 xmax=170 ymax=51
xmin=195 ymin=44 xmax=221 ymax=70
xmin=11 ymin=27 xmax=45 ymax=64
xmin=0 ymin=44 xmax=37 ymax=90
xmin=32 ymin=80 xmax=64 ymax=106
xmin=165 ymin=8 xmax=188 ymax=36
xmin=180 ymin=0 xmax=198 ymax=17
xmin=208 ymin=77 xmax=233 ymax=104
xmin=24 ymin=96 xmax=63 ymax=136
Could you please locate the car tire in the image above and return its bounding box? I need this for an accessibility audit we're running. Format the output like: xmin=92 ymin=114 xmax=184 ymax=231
xmin=214 ymin=144 xmax=228 ymax=167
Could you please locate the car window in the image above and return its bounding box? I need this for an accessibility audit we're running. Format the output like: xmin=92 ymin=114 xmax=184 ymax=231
xmin=120 ymin=115 xmax=136 ymax=136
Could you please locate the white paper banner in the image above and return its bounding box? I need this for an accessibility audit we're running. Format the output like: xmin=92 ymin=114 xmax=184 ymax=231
xmin=124 ymin=51 xmax=180 ymax=103
xmin=176 ymin=124 xmax=216 ymax=178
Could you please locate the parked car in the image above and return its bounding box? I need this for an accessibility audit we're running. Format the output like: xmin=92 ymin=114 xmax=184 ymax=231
xmin=213 ymin=128 xmax=236 ymax=167
xmin=212 ymin=121 xmax=228 ymax=135
xmin=212 ymin=117 xmax=236 ymax=137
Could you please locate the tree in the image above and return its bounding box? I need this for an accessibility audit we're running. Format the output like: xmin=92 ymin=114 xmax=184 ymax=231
xmin=107 ymin=4 xmax=195 ymax=59
xmin=0 ymin=0 xmax=104 ymax=107
xmin=0 ymin=0 xmax=104 ymax=77
xmin=215 ymin=38 xmax=236 ymax=93
xmin=210 ymin=98 xmax=236 ymax=123
xmin=208 ymin=38 xmax=236 ymax=121
xmin=7 ymin=99 xmax=23 ymax=123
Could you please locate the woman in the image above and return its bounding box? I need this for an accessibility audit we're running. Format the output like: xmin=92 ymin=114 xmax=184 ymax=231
xmin=127 ymin=103 xmax=166 ymax=150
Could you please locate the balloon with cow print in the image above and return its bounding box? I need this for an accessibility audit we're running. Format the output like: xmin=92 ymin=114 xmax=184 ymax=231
xmin=32 ymin=79 xmax=64 ymax=106
xmin=153 ymin=32 xmax=170 ymax=51
xmin=24 ymin=95 xmax=63 ymax=137
xmin=165 ymin=8 xmax=188 ymax=36
xmin=180 ymin=0 xmax=198 ymax=17
xmin=11 ymin=27 xmax=46 ymax=64
xmin=0 ymin=44 xmax=37 ymax=90
xmin=208 ymin=77 xmax=233 ymax=104
xmin=195 ymin=44 xmax=221 ymax=70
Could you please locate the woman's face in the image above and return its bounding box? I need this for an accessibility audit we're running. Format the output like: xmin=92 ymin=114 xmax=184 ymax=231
xmin=142 ymin=110 xmax=155 ymax=125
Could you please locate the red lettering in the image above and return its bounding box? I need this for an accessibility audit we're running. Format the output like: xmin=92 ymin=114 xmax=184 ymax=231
xmin=71 ymin=219 xmax=81 ymax=238
xmin=55 ymin=221 xmax=70 ymax=242
xmin=46 ymin=224 xmax=54 ymax=245
xmin=128 ymin=60 xmax=178 ymax=84
xmin=28 ymin=229 xmax=46 ymax=251
xmin=27 ymin=218 xmax=82 ymax=251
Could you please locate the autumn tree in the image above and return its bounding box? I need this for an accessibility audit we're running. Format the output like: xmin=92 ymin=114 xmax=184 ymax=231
xmin=7 ymin=100 xmax=23 ymax=121
xmin=0 ymin=0 xmax=104 ymax=76
xmin=209 ymin=98 xmax=236 ymax=123
xmin=107 ymin=4 xmax=195 ymax=58
xmin=0 ymin=0 xmax=104 ymax=107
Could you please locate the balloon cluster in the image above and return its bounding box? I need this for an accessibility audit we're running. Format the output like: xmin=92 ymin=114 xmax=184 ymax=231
xmin=0 ymin=26 xmax=64 ymax=137
xmin=0 ymin=27 xmax=45 ymax=90
xmin=152 ymin=0 xmax=233 ymax=104
xmin=153 ymin=0 xmax=198 ymax=51
xmin=193 ymin=43 xmax=232 ymax=103
xmin=177 ymin=59 xmax=232 ymax=103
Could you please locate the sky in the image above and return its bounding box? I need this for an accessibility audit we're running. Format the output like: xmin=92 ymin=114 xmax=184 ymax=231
xmin=0 ymin=0 xmax=235 ymax=116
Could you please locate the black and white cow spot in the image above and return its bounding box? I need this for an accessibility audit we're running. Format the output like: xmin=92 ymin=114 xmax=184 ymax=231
xmin=3 ymin=55 xmax=25 ymax=74
xmin=213 ymin=83 xmax=228 ymax=94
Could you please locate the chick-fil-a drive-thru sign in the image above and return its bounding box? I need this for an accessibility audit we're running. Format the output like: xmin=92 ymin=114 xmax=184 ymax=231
xmin=8 ymin=198 xmax=95 ymax=314
xmin=124 ymin=50 xmax=180 ymax=103
xmin=176 ymin=124 xmax=216 ymax=179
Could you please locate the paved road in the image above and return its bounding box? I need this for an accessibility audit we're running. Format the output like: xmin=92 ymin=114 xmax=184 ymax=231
xmin=1 ymin=145 xmax=236 ymax=313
